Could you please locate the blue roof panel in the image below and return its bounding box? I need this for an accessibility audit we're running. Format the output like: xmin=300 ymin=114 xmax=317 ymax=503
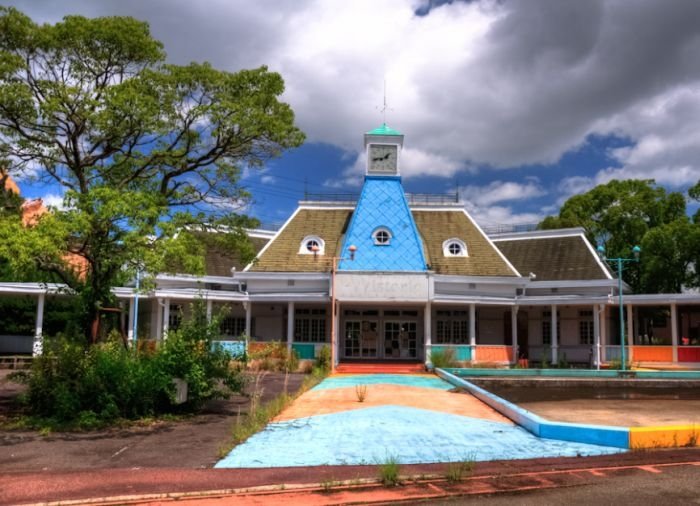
xmin=339 ymin=176 xmax=427 ymax=271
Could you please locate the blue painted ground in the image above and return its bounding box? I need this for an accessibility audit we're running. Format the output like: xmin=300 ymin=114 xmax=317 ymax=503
xmin=216 ymin=405 xmax=625 ymax=468
xmin=312 ymin=374 xmax=452 ymax=391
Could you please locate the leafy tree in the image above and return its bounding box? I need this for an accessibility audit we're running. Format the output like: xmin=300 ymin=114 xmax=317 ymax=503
xmin=540 ymin=179 xmax=698 ymax=293
xmin=0 ymin=8 xmax=304 ymax=343
xmin=640 ymin=219 xmax=700 ymax=293
xmin=690 ymin=179 xmax=700 ymax=223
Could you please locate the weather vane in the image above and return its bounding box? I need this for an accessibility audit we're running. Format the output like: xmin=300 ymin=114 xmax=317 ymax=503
xmin=377 ymin=79 xmax=393 ymax=125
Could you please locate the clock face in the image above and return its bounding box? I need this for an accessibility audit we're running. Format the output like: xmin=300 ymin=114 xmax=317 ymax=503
xmin=368 ymin=144 xmax=398 ymax=173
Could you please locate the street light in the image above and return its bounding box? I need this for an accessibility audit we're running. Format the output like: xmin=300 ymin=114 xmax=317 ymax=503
xmin=313 ymin=244 xmax=357 ymax=373
xmin=596 ymin=244 xmax=641 ymax=371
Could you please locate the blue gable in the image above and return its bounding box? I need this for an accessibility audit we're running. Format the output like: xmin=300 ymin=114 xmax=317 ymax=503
xmin=339 ymin=176 xmax=427 ymax=271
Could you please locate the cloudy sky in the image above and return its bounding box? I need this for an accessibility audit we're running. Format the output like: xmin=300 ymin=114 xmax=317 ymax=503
xmin=9 ymin=0 xmax=700 ymax=230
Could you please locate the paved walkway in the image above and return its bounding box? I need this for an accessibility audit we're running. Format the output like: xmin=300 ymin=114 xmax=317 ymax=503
xmin=216 ymin=374 xmax=625 ymax=468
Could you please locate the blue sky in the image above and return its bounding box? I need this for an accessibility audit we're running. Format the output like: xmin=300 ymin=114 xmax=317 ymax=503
xmin=9 ymin=0 xmax=700 ymax=229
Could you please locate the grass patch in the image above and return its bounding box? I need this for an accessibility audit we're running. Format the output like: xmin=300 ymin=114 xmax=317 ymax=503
xmin=444 ymin=455 xmax=475 ymax=483
xmin=218 ymin=368 xmax=327 ymax=458
xmin=320 ymin=478 xmax=342 ymax=492
xmin=377 ymin=455 xmax=401 ymax=486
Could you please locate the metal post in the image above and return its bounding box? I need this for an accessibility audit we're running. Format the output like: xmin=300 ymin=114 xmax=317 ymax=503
xmin=132 ymin=270 xmax=140 ymax=346
xmin=618 ymin=258 xmax=626 ymax=371
xmin=32 ymin=292 xmax=45 ymax=357
xmin=627 ymin=303 xmax=634 ymax=363
xmin=597 ymin=245 xmax=640 ymax=372
xmin=127 ymin=297 xmax=135 ymax=345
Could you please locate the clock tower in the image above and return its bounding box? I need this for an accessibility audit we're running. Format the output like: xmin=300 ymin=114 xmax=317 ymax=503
xmin=364 ymin=123 xmax=403 ymax=176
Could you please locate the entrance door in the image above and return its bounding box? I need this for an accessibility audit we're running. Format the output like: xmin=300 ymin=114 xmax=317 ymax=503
xmin=384 ymin=321 xmax=418 ymax=359
xmin=343 ymin=320 xmax=379 ymax=358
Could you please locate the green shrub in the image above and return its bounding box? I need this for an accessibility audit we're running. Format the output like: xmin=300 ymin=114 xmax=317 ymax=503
xmin=19 ymin=300 xmax=245 ymax=427
xmin=377 ymin=455 xmax=401 ymax=486
xmin=316 ymin=344 xmax=331 ymax=372
xmin=284 ymin=348 xmax=300 ymax=372
xmin=430 ymin=348 xmax=457 ymax=368
xmin=445 ymin=454 xmax=475 ymax=483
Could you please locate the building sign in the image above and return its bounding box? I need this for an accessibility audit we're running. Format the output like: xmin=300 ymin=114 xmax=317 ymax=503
xmin=335 ymin=273 xmax=431 ymax=301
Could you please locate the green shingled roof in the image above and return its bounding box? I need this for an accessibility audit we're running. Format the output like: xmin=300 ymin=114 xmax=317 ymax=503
xmin=366 ymin=123 xmax=402 ymax=136
xmin=249 ymin=209 xmax=353 ymax=272
xmin=250 ymin=207 xmax=522 ymax=276
xmin=412 ymin=210 xmax=518 ymax=277
xmin=494 ymin=235 xmax=609 ymax=281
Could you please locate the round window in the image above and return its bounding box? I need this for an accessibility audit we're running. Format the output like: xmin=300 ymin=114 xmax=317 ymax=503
xmin=448 ymin=242 xmax=462 ymax=255
xmin=306 ymin=239 xmax=320 ymax=252
xmin=373 ymin=228 xmax=391 ymax=245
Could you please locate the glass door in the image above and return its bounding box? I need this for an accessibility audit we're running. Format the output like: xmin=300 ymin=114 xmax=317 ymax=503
xmin=344 ymin=320 xmax=361 ymax=358
xmin=384 ymin=321 xmax=418 ymax=359
xmin=360 ymin=320 xmax=379 ymax=358
xmin=344 ymin=320 xmax=379 ymax=358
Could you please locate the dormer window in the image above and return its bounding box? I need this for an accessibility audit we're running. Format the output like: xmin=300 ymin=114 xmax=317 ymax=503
xmin=443 ymin=238 xmax=468 ymax=257
xmin=300 ymin=235 xmax=325 ymax=255
xmin=372 ymin=227 xmax=392 ymax=245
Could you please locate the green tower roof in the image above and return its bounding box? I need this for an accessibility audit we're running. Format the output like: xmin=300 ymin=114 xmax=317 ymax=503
xmin=366 ymin=123 xmax=402 ymax=136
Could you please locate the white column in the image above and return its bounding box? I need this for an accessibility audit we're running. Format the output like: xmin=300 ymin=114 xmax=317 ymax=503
xmin=127 ymin=297 xmax=135 ymax=346
xmin=551 ymin=305 xmax=558 ymax=364
xmin=287 ymin=301 xmax=295 ymax=351
xmin=155 ymin=298 xmax=164 ymax=340
xmin=333 ymin=301 xmax=340 ymax=367
xmin=469 ymin=303 xmax=476 ymax=362
xmin=594 ymin=304 xmax=601 ymax=369
xmin=245 ymin=302 xmax=252 ymax=339
xmin=511 ymin=306 xmax=518 ymax=363
xmin=600 ymin=304 xmax=608 ymax=362
xmin=32 ymin=293 xmax=45 ymax=357
xmin=162 ymin=298 xmax=170 ymax=340
xmin=206 ymin=299 xmax=213 ymax=322
xmin=424 ymin=302 xmax=432 ymax=363
xmin=626 ymin=303 xmax=634 ymax=362
xmin=671 ymin=302 xmax=678 ymax=363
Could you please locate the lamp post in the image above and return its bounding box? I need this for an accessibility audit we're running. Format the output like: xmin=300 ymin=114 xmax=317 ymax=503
xmin=596 ymin=244 xmax=641 ymax=371
xmin=313 ymin=244 xmax=357 ymax=373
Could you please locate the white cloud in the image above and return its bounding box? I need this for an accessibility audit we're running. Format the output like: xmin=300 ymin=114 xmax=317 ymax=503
xmin=400 ymin=148 xmax=464 ymax=178
xmin=465 ymin=203 xmax=544 ymax=230
xmin=8 ymin=0 xmax=700 ymax=188
xmin=593 ymin=86 xmax=700 ymax=187
xmin=555 ymin=176 xmax=595 ymax=204
xmin=40 ymin=193 xmax=65 ymax=210
xmin=458 ymin=180 xmax=546 ymax=229
xmin=460 ymin=180 xmax=546 ymax=207
xmin=323 ymin=153 xmax=364 ymax=189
